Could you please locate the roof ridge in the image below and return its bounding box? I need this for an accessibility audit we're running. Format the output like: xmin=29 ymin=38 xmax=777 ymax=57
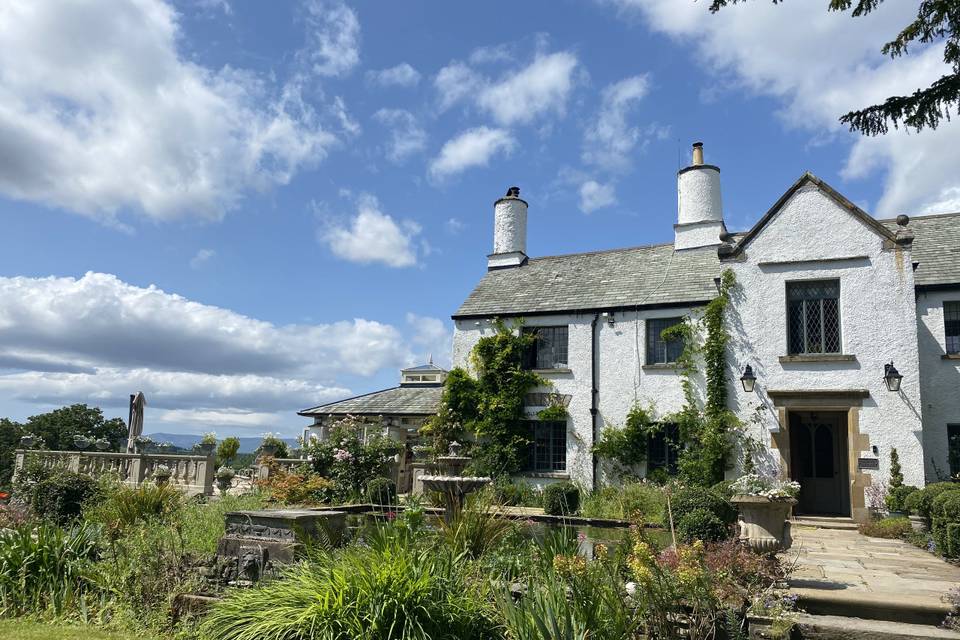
xmin=530 ymin=240 xmax=681 ymax=262
xmin=878 ymin=211 xmax=960 ymax=222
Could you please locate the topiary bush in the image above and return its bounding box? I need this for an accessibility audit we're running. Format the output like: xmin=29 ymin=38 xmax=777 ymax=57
xmin=710 ymin=479 xmax=735 ymax=501
xmin=366 ymin=477 xmax=397 ymax=505
xmin=675 ymin=507 xmax=728 ymax=543
xmin=886 ymin=485 xmax=919 ymax=513
xmin=911 ymin=482 xmax=959 ymax=520
xmin=542 ymin=482 xmax=579 ymax=516
xmin=664 ymin=486 xmax=736 ymax=530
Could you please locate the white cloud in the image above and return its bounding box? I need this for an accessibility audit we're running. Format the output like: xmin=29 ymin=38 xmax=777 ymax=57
xmin=0 ymin=0 xmax=336 ymax=223
xmin=434 ymin=62 xmax=484 ymax=111
xmin=406 ymin=313 xmax=453 ymax=369
xmin=0 ymin=272 xmax=450 ymax=432
xmin=429 ymin=127 xmax=515 ymax=180
xmin=446 ymin=218 xmax=465 ymax=234
xmin=330 ymin=96 xmax=361 ymax=136
xmin=582 ymin=75 xmax=653 ymax=170
xmin=366 ymin=63 xmax=421 ymax=88
xmin=434 ymin=50 xmax=579 ymax=126
xmin=613 ymin=0 xmax=960 ymax=216
xmin=478 ymin=52 xmax=579 ymax=126
xmin=318 ymin=194 xmax=421 ymax=267
xmin=189 ymin=249 xmax=216 ymax=270
xmin=579 ymin=180 xmax=617 ymax=213
xmin=302 ymin=0 xmax=361 ymax=77
xmin=373 ymin=109 xmax=427 ymax=163
xmin=469 ymin=43 xmax=514 ymax=65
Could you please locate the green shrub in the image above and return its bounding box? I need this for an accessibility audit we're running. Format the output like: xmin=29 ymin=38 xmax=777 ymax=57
xmin=0 ymin=522 xmax=100 ymax=616
xmin=858 ymin=517 xmax=912 ymax=539
xmin=492 ymin=479 xmax=542 ymax=507
xmin=947 ymin=523 xmax=960 ymax=558
xmin=542 ymin=482 xmax=580 ymax=516
xmin=664 ymin=487 xmax=736 ymax=530
xmin=197 ymin=536 xmax=499 ymax=640
xmin=886 ymin=485 xmax=919 ymax=513
xmin=29 ymin=470 xmax=99 ymax=524
xmin=710 ymin=479 xmax=735 ymax=500
xmin=911 ymin=482 xmax=959 ymax=519
xmin=934 ymin=490 xmax=960 ymax=520
xmin=87 ymin=481 xmax=183 ymax=530
xmin=366 ymin=477 xmax=397 ymax=505
xmin=580 ymin=482 xmax=666 ymax=523
xmin=903 ymin=487 xmax=924 ymax=514
xmin=675 ymin=508 xmax=729 ymax=543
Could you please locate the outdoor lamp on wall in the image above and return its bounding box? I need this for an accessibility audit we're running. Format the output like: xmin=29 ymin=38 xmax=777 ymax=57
xmin=883 ymin=362 xmax=903 ymax=392
xmin=740 ymin=364 xmax=757 ymax=393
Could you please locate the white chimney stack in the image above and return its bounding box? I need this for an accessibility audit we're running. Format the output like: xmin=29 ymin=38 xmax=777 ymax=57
xmin=675 ymin=142 xmax=726 ymax=250
xmin=488 ymin=186 xmax=528 ymax=269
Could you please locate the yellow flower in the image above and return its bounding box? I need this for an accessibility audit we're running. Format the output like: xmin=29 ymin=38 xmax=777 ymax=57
xmin=594 ymin=543 xmax=608 ymax=561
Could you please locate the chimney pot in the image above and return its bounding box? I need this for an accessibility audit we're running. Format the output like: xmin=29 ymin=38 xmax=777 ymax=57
xmin=489 ymin=186 xmax=528 ymax=269
xmin=692 ymin=142 xmax=704 ymax=166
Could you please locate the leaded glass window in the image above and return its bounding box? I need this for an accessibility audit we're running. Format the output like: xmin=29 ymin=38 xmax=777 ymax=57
xmin=646 ymin=317 xmax=685 ymax=364
xmin=787 ymin=280 xmax=841 ymax=354
xmin=522 ymin=326 xmax=569 ymax=369
xmin=647 ymin=423 xmax=680 ymax=475
xmin=528 ymin=421 xmax=566 ymax=472
xmin=945 ymin=301 xmax=960 ymax=354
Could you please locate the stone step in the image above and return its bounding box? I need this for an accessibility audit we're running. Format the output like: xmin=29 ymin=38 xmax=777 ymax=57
xmin=790 ymin=586 xmax=953 ymax=627
xmin=792 ymin=516 xmax=859 ymax=530
xmin=790 ymin=613 xmax=960 ymax=640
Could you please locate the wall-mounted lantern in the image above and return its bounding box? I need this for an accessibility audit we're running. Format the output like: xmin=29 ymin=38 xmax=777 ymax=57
xmin=883 ymin=362 xmax=903 ymax=392
xmin=602 ymin=311 xmax=615 ymax=327
xmin=740 ymin=364 xmax=757 ymax=393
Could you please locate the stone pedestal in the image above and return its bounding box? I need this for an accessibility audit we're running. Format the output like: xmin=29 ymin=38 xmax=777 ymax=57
xmin=216 ymin=509 xmax=346 ymax=583
xmin=732 ymin=495 xmax=797 ymax=554
xmin=410 ymin=462 xmax=431 ymax=496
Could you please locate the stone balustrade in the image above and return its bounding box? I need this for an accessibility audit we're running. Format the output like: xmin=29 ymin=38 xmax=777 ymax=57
xmin=14 ymin=449 xmax=215 ymax=496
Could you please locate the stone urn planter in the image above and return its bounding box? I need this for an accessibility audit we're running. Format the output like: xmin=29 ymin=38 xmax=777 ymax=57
xmin=731 ymin=495 xmax=797 ymax=554
xmin=19 ymin=434 xmax=37 ymax=449
xmin=259 ymin=444 xmax=278 ymax=458
xmin=94 ymin=437 xmax=111 ymax=451
xmin=153 ymin=465 xmax=172 ymax=487
xmin=216 ymin=467 xmax=235 ymax=494
xmin=73 ymin=434 xmax=92 ymax=450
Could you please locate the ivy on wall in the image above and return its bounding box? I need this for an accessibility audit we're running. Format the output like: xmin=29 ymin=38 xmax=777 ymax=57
xmin=591 ymin=403 xmax=658 ymax=480
xmin=421 ymin=319 xmax=545 ymax=477
xmin=663 ymin=268 xmax=741 ymax=486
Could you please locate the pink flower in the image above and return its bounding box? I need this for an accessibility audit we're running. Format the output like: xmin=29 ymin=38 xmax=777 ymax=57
xmin=333 ymin=449 xmax=353 ymax=462
xmin=387 ymin=511 xmax=397 ymax=521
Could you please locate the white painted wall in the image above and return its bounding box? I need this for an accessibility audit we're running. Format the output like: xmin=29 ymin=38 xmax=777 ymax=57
xmin=492 ymin=196 xmax=527 ymax=256
xmin=724 ymin=184 xmax=925 ymax=489
xmin=452 ymin=307 xmax=702 ymax=487
xmin=915 ymin=287 xmax=960 ymax=480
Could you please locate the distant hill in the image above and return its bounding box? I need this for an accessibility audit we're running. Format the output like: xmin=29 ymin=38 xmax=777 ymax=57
xmin=146 ymin=432 xmax=299 ymax=454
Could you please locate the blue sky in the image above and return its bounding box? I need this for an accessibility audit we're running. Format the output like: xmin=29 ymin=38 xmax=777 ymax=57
xmin=0 ymin=0 xmax=955 ymax=437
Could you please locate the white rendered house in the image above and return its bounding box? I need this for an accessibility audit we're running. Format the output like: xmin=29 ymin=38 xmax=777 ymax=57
xmin=302 ymin=143 xmax=960 ymax=522
xmin=449 ymin=143 xmax=960 ymax=522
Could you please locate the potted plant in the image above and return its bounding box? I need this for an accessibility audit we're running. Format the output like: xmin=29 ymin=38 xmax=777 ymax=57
xmin=411 ymin=445 xmax=431 ymax=462
xmin=216 ymin=466 xmax=235 ymax=494
xmin=94 ymin=437 xmax=111 ymax=451
xmin=196 ymin=432 xmax=217 ymax=456
xmin=134 ymin=435 xmax=153 ymax=454
xmin=153 ymin=464 xmax=172 ymax=486
xmin=259 ymin=433 xmax=284 ymax=458
xmin=19 ymin=434 xmax=39 ymax=449
xmin=73 ymin=434 xmax=92 ymax=450
xmin=730 ymin=473 xmax=800 ymax=554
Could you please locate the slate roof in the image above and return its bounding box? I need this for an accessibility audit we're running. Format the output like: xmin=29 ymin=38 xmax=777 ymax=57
xmin=454 ymin=244 xmax=721 ymax=318
xmin=298 ymin=385 xmax=443 ymax=417
xmin=454 ymin=213 xmax=960 ymax=319
xmin=880 ymin=212 xmax=960 ymax=289
xmin=402 ymin=363 xmax=446 ymax=372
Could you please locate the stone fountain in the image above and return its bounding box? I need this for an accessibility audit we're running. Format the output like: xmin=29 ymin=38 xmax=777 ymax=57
xmin=419 ymin=441 xmax=491 ymax=524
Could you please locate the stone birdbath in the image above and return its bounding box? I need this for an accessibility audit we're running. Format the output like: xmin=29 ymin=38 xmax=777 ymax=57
xmin=419 ymin=441 xmax=492 ymax=524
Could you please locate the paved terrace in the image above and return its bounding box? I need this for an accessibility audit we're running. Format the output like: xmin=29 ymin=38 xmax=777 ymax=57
xmin=785 ymin=524 xmax=960 ymax=631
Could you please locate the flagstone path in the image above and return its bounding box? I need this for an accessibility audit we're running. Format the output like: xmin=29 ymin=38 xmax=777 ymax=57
xmin=785 ymin=524 xmax=960 ymax=628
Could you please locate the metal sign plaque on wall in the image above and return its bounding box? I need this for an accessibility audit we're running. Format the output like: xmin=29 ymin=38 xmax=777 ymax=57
xmin=857 ymin=457 xmax=880 ymax=470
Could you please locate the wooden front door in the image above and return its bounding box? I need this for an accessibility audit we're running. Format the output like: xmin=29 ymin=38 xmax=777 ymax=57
xmin=789 ymin=411 xmax=848 ymax=515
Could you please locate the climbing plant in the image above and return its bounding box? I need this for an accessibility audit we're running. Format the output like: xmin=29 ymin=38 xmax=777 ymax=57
xmin=421 ymin=319 xmax=544 ymax=477
xmin=662 ymin=269 xmax=741 ymax=486
xmin=592 ymin=403 xmax=658 ymax=479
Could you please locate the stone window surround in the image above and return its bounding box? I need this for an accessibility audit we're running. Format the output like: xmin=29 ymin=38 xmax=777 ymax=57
xmin=766 ymin=389 xmax=873 ymax=523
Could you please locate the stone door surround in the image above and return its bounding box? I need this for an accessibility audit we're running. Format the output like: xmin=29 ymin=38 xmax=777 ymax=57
xmin=767 ymin=389 xmax=872 ymax=523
